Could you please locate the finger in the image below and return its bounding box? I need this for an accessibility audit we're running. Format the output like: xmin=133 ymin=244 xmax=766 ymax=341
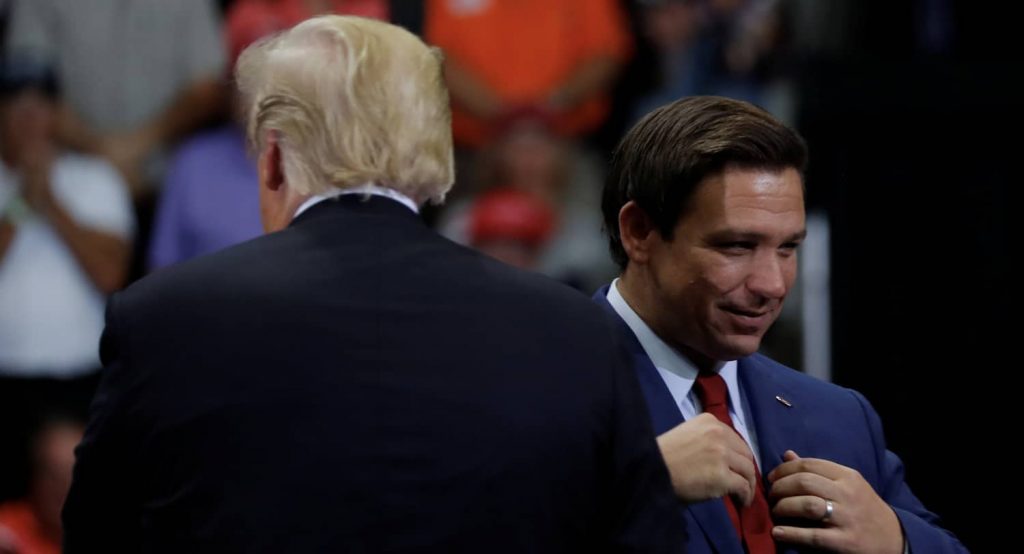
xmin=769 ymin=471 xmax=835 ymax=501
xmin=783 ymin=449 xmax=800 ymax=462
xmin=724 ymin=448 xmax=757 ymax=505
xmin=768 ymin=456 xmax=846 ymax=483
xmin=771 ymin=495 xmax=835 ymax=524
xmin=725 ymin=448 xmax=758 ymax=506
xmin=772 ymin=525 xmax=843 ymax=550
xmin=723 ymin=466 xmax=756 ymax=507
xmin=712 ymin=418 xmax=756 ymax=462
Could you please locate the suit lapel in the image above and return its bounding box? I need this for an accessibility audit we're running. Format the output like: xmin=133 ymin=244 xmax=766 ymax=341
xmin=737 ymin=357 xmax=810 ymax=482
xmin=739 ymin=357 xmax=814 ymax=554
xmin=594 ymin=287 xmax=744 ymax=554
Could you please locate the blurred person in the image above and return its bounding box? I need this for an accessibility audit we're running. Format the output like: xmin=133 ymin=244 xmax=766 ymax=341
xmin=425 ymin=0 xmax=632 ymax=147
xmin=227 ymin=0 xmax=388 ymax=28
xmin=4 ymin=0 xmax=226 ymax=197
xmin=146 ymin=113 xmax=262 ymax=270
xmin=63 ymin=16 xmax=684 ymax=552
xmin=467 ymin=186 xmax=555 ymax=270
xmin=633 ymin=0 xmax=789 ymax=121
xmin=440 ymin=112 xmax=618 ymax=291
xmin=225 ymin=0 xmax=429 ymax=36
xmin=596 ymin=96 xmax=966 ymax=553
xmin=0 ymin=61 xmax=133 ymax=504
xmin=147 ymin=2 xmax=287 ymax=270
xmin=0 ymin=418 xmax=84 ymax=554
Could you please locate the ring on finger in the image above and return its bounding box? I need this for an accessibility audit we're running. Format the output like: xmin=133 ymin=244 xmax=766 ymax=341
xmin=821 ymin=499 xmax=834 ymax=523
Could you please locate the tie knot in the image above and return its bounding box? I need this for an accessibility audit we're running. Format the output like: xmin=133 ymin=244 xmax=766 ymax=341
xmin=694 ymin=371 xmax=729 ymax=410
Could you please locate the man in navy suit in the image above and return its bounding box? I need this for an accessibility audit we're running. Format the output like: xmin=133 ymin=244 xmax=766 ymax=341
xmin=62 ymin=16 xmax=685 ymax=552
xmin=595 ymin=96 xmax=966 ymax=553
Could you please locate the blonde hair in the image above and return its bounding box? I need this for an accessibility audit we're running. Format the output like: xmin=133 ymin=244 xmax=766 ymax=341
xmin=235 ymin=16 xmax=454 ymax=204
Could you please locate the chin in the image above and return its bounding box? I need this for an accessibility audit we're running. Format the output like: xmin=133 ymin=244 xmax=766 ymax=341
xmin=714 ymin=336 xmax=762 ymax=360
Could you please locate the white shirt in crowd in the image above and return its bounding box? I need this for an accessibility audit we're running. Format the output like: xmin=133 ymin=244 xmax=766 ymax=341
xmin=0 ymin=154 xmax=135 ymax=377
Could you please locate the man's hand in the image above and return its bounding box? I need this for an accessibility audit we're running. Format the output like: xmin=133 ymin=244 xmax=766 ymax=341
xmin=657 ymin=413 xmax=758 ymax=506
xmin=768 ymin=450 xmax=904 ymax=553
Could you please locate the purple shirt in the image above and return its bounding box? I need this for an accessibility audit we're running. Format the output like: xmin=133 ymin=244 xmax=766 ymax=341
xmin=149 ymin=125 xmax=263 ymax=270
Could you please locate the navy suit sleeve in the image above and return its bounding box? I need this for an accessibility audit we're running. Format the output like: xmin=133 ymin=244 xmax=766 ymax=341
xmin=850 ymin=390 xmax=968 ymax=553
xmin=62 ymin=294 xmax=143 ymax=552
xmin=603 ymin=318 xmax=687 ymax=552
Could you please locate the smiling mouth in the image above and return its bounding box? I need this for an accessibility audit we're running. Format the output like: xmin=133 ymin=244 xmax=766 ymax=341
xmin=722 ymin=306 xmax=770 ymax=318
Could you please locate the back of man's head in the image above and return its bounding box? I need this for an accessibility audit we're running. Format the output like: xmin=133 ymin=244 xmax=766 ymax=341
xmin=235 ymin=16 xmax=454 ymax=205
xmin=602 ymin=95 xmax=808 ymax=269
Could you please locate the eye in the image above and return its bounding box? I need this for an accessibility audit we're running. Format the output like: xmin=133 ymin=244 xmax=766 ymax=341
xmin=778 ymin=242 xmax=801 ymax=256
xmin=719 ymin=241 xmax=756 ymax=254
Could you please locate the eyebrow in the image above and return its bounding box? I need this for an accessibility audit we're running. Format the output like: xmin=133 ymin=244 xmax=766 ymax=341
xmin=706 ymin=229 xmax=808 ymax=243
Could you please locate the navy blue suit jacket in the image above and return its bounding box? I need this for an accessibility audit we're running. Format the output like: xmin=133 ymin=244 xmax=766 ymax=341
xmin=60 ymin=198 xmax=685 ymax=553
xmin=595 ymin=285 xmax=967 ymax=553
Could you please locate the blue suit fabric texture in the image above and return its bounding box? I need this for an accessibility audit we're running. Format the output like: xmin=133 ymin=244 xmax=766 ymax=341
xmin=594 ymin=285 xmax=968 ymax=554
xmin=60 ymin=196 xmax=687 ymax=553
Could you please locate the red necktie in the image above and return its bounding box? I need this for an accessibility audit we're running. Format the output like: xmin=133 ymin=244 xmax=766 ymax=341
xmin=694 ymin=371 xmax=776 ymax=553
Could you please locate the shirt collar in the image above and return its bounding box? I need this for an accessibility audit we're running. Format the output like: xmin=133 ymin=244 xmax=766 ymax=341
xmin=607 ymin=278 xmax=745 ymax=417
xmin=293 ymin=182 xmax=419 ymax=220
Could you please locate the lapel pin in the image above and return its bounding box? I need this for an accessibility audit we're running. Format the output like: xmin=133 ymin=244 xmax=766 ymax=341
xmin=775 ymin=395 xmax=793 ymax=408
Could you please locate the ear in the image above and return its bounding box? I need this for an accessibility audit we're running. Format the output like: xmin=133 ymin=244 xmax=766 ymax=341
xmin=257 ymin=132 xmax=290 ymax=234
xmin=618 ymin=200 xmax=658 ymax=265
xmin=259 ymin=132 xmax=285 ymax=193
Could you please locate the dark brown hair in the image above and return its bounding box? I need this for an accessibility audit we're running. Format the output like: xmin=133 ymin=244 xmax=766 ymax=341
xmin=602 ymin=96 xmax=808 ymax=268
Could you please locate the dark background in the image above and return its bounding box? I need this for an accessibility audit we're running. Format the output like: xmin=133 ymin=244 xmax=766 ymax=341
xmin=801 ymin=2 xmax=1016 ymax=551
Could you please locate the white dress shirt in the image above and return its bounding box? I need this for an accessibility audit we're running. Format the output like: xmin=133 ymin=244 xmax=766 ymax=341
xmin=293 ymin=183 xmax=419 ymax=220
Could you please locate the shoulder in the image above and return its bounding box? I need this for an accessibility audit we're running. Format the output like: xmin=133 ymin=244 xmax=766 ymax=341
xmin=746 ymin=354 xmax=836 ymax=391
xmin=441 ymin=234 xmax=613 ymax=326
xmin=120 ymin=229 xmax=284 ymax=305
xmin=743 ymin=353 xmax=878 ymax=420
xmin=119 ymin=219 xmax=611 ymax=336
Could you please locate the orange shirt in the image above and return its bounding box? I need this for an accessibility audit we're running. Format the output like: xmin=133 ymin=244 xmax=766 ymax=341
xmin=0 ymin=502 xmax=59 ymax=554
xmin=426 ymin=0 xmax=632 ymax=146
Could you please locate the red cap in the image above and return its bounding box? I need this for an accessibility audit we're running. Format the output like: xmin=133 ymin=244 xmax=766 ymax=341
xmin=469 ymin=187 xmax=556 ymax=247
xmin=225 ymin=2 xmax=289 ymax=71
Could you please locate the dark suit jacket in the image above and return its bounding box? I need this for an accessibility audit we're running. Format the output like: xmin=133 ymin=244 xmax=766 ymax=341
xmin=62 ymin=197 xmax=685 ymax=553
xmin=594 ymin=286 xmax=967 ymax=554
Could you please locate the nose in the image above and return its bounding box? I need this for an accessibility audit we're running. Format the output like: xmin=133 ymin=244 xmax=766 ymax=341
xmin=746 ymin=251 xmax=791 ymax=300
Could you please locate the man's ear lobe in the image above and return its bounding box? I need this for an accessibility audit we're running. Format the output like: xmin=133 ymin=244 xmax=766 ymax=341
xmin=618 ymin=200 xmax=657 ymax=265
xmin=260 ymin=132 xmax=285 ymax=192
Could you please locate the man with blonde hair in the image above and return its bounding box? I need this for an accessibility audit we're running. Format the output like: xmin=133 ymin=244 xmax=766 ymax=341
xmin=62 ymin=17 xmax=684 ymax=552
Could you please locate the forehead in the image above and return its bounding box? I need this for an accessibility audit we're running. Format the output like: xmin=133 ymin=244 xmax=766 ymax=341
xmin=681 ymin=166 xmax=804 ymax=230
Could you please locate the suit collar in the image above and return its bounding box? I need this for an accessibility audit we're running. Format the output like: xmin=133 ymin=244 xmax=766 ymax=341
xmin=594 ymin=286 xmax=682 ymax=435
xmin=289 ymin=194 xmax=424 ymax=228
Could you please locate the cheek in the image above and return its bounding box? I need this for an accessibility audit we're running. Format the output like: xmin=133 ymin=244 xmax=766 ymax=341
xmin=783 ymin=258 xmax=799 ymax=288
xmin=702 ymin=260 xmax=751 ymax=297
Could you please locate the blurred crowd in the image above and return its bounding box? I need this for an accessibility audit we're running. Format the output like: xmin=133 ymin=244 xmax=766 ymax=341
xmin=0 ymin=0 xmax=800 ymax=551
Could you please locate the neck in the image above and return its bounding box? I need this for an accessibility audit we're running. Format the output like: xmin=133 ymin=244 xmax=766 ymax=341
xmin=618 ymin=268 xmax=719 ymax=373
